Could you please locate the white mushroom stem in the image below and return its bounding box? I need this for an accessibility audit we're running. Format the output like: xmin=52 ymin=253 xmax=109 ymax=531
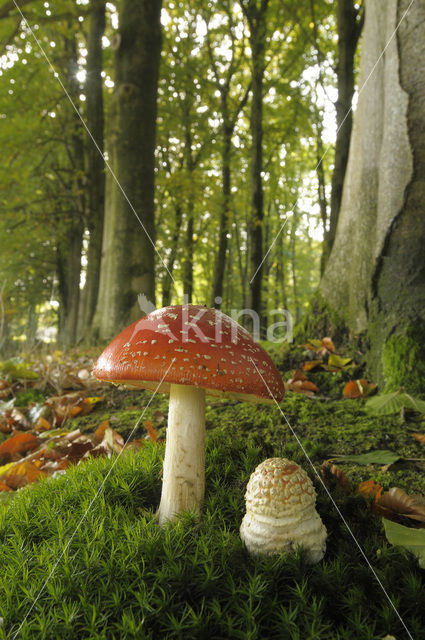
xmin=157 ymin=383 xmax=206 ymax=525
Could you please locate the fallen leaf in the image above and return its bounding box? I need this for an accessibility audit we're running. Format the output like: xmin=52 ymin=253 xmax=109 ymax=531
xmin=331 ymin=450 xmax=400 ymax=466
xmin=366 ymin=391 xmax=425 ymax=416
xmin=286 ymin=370 xmax=320 ymax=396
xmin=103 ymin=427 xmax=124 ymax=453
xmin=320 ymin=461 xmax=351 ymax=491
xmin=0 ymin=482 xmax=11 ymax=492
xmin=326 ymin=354 xmax=353 ymax=370
xmin=411 ymin=433 xmax=425 ymax=445
xmin=302 ymin=359 xmax=324 ymax=372
xmin=343 ymin=379 xmax=377 ymax=399
xmin=66 ymin=439 xmax=94 ymax=463
xmin=321 ymin=337 xmax=335 ymax=352
xmin=34 ymin=417 xmax=52 ymax=432
xmin=94 ymin=419 xmax=110 ymax=443
xmin=0 ymin=432 xmax=39 ymax=462
xmin=144 ymin=420 xmax=157 ymax=442
xmin=383 ymin=518 xmax=425 ymax=568
xmin=374 ymin=487 xmax=425 ymax=527
xmin=357 ymin=479 xmax=383 ymax=500
xmin=0 ymin=460 xmax=46 ymax=489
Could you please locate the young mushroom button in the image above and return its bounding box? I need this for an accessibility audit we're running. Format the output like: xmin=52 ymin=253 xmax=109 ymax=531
xmin=93 ymin=304 xmax=284 ymax=524
xmin=240 ymin=458 xmax=327 ymax=563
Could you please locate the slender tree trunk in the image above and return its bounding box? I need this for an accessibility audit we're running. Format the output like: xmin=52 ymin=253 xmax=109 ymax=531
xmin=241 ymin=0 xmax=269 ymax=325
xmin=327 ymin=0 xmax=363 ymax=259
xmin=57 ymin=32 xmax=85 ymax=348
xmin=212 ymin=123 xmax=232 ymax=307
xmin=162 ymin=204 xmax=182 ymax=307
xmin=290 ymin=213 xmax=300 ymax=324
xmin=80 ymin=0 xmax=106 ymax=339
xmin=183 ymin=207 xmax=194 ymax=302
xmin=93 ymin=0 xmax=162 ymax=340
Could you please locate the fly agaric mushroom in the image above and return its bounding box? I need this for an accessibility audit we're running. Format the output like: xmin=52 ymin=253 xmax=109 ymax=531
xmin=240 ymin=458 xmax=327 ymax=563
xmin=93 ymin=305 xmax=284 ymax=525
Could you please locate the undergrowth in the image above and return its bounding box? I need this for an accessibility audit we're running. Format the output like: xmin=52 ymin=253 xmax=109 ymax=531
xmin=1 ymin=426 xmax=424 ymax=640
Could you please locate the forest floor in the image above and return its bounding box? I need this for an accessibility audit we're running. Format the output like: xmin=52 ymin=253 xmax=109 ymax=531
xmin=0 ymin=341 xmax=425 ymax=639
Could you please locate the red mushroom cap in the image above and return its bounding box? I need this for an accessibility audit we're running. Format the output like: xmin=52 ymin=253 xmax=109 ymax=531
xmin=93 ymin=305 xmax=284 ymax=403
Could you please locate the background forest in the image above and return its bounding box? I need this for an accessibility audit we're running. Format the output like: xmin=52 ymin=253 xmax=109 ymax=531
xmin=0 ymin=0 xmax=359 ymax=350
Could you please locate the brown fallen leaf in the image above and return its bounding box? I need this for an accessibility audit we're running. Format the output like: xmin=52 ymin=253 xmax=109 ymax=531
xmin=321 ymin=337 xmax=335 ymax=353
xmin=0 ymin=481 xmax=11 ymax=491
xmin=34 ymin=417 xmax=52 ymax=432
xmin=374 ymin=487 xmax=425 ymax=528
xmin=286 ymin=370 xmax=320 ymax=396
xmin=319 ymin=461 xmax=351 ymax=492
xmin=302 ymin=359 xmax=324 ymax=372
xmin=343 ymin=379 xmax=377 ymax=399
xmin=0 ymin=459 xmax=47 ymax=490
xmin=66 ymin=439 xmax=95 ymax=463
xmin=0 ymin=432 xmax=39 ymax=463
xmin=411 ymin=433 xmax=425 ymax=445
xmin=94 ymin=419 xmax=111 ymax=444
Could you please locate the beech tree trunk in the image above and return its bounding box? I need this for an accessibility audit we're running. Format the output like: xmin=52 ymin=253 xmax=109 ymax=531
xmin=93 ymin=0 xmax=162 ymax=341
xmin=321 ymin=0 xmax=425 ymax=391
xmin=80 ymin=0 xmax=106 ymax=340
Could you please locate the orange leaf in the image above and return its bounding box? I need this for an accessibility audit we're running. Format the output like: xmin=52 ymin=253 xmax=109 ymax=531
xmin=411 ymin=433 xmax=425 ymax=445
xmin=0 ymin=460 xmax=46 ymax=489
xmin=343 ymin=379 xmax=377 ymax=399
xmin=94 ymin=419 xmax=110 ymax=444
xmin=144 ymin=420 xmax=157 ymax=442
xmin=0 ymin=481 xmax=11 ymax=491
xmin=0 ymin=432 xmax=39 ymax=459
xmin=34 ymin=417 xmax=52 ymax=432
xmin=321 ymin=337 xmax=335 ymax=352
xmin=357 ymin=479 xmax=383 ymax=500
xmin=302 ymin=360 xmax=324 ymax=372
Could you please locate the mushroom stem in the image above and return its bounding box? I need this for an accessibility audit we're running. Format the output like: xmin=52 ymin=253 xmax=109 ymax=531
xmin=157 ymin=383 xmax=206 ymax=525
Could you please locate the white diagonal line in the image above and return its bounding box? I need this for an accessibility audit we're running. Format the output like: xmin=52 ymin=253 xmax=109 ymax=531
xmin=12 ymin=1 xmax=175 ymax=285
xmin=250 ymin=358 xmax=414 ymax=640
xmin=251 ymin=0 xmax=416 ymax=284
xmin=11 ymin=360 xmax=174 ymax=640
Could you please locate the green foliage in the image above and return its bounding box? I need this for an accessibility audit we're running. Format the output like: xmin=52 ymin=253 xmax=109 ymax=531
xmin=365 ymin=391 xmax=425 ymax=417
xmin=331 ymin=450 xmax=401 ymax=466
xmin=383 ymin=519 xmax=425 ymax=570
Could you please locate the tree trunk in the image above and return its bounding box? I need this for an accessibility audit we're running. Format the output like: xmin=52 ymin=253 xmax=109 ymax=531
xmin=80 ymin=0 xmax=106 ymax=339
xmin=248 ymin=39 xmax=265 ymax=321
xmin=321 ymin=0 xmax=425 ymax=392
xmin=93 ymin=0 xmax=162 ymax=341
xmin=57 ymin=32 xmax=85 ymax=348
xmin=326 ymin=0 xmax=363 ymax=260
xmin=183 ymin=207 xmax=194 ymax=303
xmin=212 ymin=124 xmax=232 ymax=307
xmin=162 ymin=204 xmax=182 ymax=307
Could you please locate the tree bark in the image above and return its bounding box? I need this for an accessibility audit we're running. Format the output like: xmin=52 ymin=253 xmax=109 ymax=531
xmin=93 ymin=0 xmax=162 ymax=341
xmin=80 ymin=0 xmax=106 ymax=339
xmin=326 ymin=0 xmax=363 ymax=260
xmin=57 ymin=32 xmax=85 ymax=348
xmin=161 ymin=204 xmax=182 ymax=307
xmin=241 ymin=0 xmax=269 ymax=326
xmin=321 ymin=0 xmax=425 ymax=391
xmin=212 ymin=123 xmax=232 ymax=307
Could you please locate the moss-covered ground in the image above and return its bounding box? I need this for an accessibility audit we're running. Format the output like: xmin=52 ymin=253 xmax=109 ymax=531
xmin=1 ymin=346 xmax=425 ymax=639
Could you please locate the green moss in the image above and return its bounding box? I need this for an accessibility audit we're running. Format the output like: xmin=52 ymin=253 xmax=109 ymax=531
xmin=294 ymin=292 xmax=349 ymax=346
xmin=382 ymin=327 xmax=425 ymax=395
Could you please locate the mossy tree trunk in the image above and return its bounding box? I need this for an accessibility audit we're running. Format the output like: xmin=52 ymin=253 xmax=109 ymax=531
xmin=93 ymin=0 xmax=162 ymax=341
xmin=320 ymin=0 xmax=425 ymax=391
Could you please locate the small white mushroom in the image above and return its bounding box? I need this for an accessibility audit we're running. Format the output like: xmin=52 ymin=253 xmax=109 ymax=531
xmin=240 ymin=458 xmax=327 ymax=564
